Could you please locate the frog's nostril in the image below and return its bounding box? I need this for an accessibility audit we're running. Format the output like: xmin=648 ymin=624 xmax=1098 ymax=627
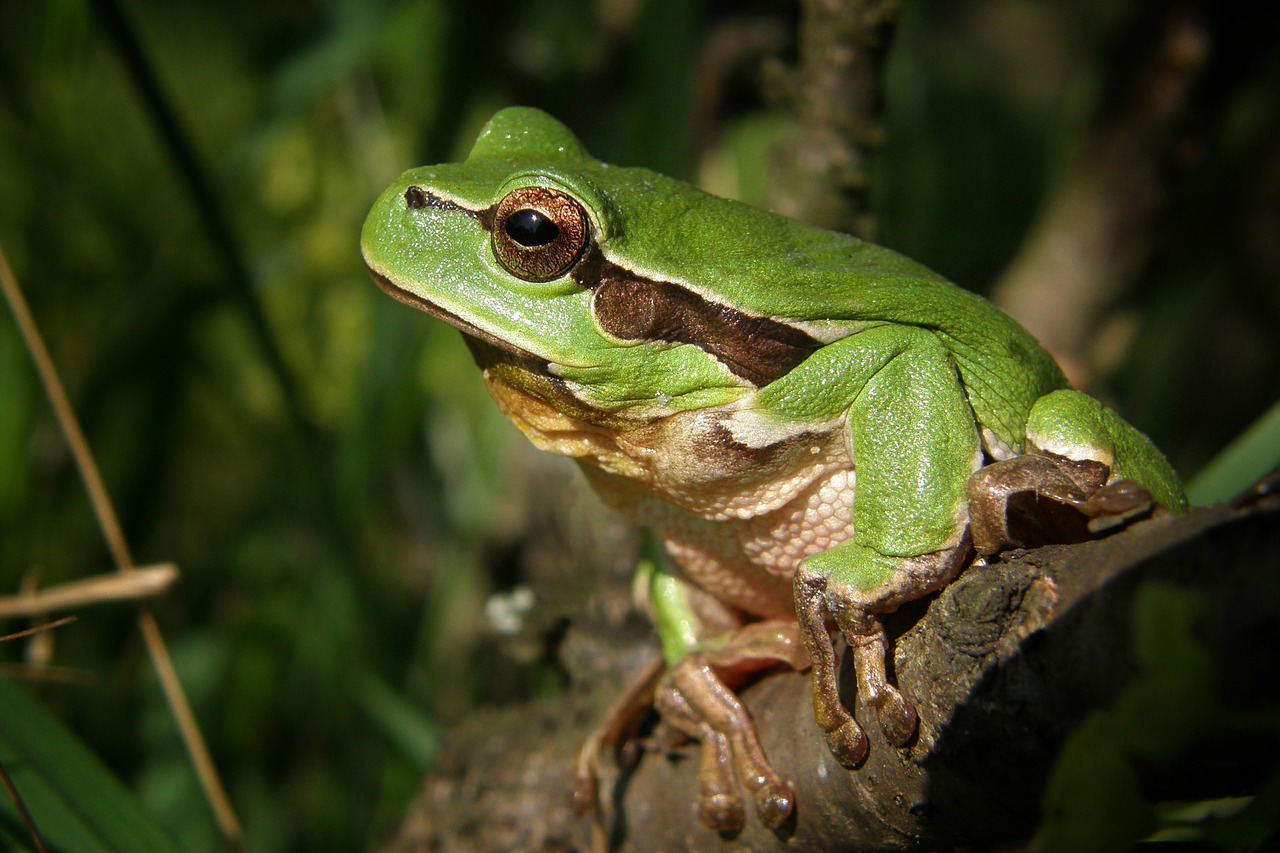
xmin=404 ymin=186 xmax=430 ymax=209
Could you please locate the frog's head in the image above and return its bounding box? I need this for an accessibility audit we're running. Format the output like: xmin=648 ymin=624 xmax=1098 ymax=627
xmin=360 ymin=107 xmax=820 ymax=427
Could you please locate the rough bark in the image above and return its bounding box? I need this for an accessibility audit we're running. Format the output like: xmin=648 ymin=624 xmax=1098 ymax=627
xmin=389 ymin=489 xmax=1280 ymax=852
xmin=765 ymin=0 xmax=900 ymax=239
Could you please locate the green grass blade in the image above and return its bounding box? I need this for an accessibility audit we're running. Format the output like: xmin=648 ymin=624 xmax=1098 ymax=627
xmin=1186 ymin=399 xmax=1280 ymax=506
xmin=0 ymin=678 xmax=185 ymax=853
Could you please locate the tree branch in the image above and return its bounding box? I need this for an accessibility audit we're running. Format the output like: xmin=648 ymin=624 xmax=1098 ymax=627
xmin=766 ymin=0 xmax=900 ymax=238
xmin=389 ymin=493 xmax=1280 ymax=851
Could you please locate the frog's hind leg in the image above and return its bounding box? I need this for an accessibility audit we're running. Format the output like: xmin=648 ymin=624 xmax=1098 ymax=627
xmin=1024 ymin=388 xmax=1185 ymax=512
xmin=965 ymin=387 xmax=1190 ymax=556
xmin=572 ymin=655 xmax=665 ymax=818
xmin=966 ymin=452 xmax=1156 ymax=555
xmin=654 ymin=620 xmax=810 ymax=832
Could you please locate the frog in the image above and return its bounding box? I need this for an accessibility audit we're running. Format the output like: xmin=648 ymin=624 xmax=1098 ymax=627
xmin=360 ymin=106 xmax=1186 ymax=832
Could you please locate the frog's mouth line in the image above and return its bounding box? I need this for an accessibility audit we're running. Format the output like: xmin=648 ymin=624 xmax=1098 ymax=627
xmin=367 ymin=265 xmax=633 ymax=427
xmin=366 ymin=267 xmax=547 ymax=369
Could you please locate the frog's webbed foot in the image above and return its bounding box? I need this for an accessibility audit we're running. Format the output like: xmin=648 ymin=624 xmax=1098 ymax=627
xmin=967 ymin=453 xmax=1155 ymax=556
xmin=653 ymin=620 xmax=810 ymax=832
xmin=572 ymin=656 xmax=665 ymax=818
xmin=793 ymin=542 xmax=970 ymax=768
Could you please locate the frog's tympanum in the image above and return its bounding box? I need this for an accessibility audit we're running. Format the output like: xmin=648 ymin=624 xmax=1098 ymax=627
xmin=361 ymin=107 xmax=1185 ymax=831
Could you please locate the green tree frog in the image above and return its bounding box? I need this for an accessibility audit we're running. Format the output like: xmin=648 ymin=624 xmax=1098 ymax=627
xmin=361 ymin=107 xmax=1185 ymax=832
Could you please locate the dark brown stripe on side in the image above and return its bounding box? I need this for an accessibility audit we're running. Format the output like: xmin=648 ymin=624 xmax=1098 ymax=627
xmin=588 ymin=269 xmax=821 ymax=387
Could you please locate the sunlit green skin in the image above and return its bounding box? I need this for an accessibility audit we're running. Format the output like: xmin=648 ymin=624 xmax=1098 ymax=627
xmin=362 ymin=107 xmax=1185 ymax=830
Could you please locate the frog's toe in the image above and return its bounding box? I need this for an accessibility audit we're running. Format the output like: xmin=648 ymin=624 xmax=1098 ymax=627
xmin=1082 ymin=478 xmax=1156 ymax=534
xmin=823 ymin=717 xmax=869 ymax=768
xmin=873 ymin=690 xmax=919 ymax=747
xmin=750 ymin=776 xmax=794 ymax=829
xmin=700 ymin=791 xmax=746 ymax=834
xmin=696 ymin=731 xmax=747 ymax=832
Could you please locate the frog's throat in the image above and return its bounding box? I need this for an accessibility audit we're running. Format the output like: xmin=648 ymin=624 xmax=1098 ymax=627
xmin=368 ymin=268 xmax=544 ymax=365
xmin=476 ymin=344 xmax=649 ymax=433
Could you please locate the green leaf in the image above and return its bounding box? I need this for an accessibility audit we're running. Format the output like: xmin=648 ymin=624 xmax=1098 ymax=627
xmin=0 ymin=677 xmax=186 ymax=853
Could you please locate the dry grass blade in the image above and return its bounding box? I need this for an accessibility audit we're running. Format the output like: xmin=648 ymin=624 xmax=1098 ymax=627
xmin=1 ymin=616 xmax=78 ymax=645
xmin=0 ymin=565 xmax=180 ymax=619
xmin=1 ymin=757 xmax=48 ymax=853
xmin=0 ymin=245 xmax=243 ymax=849
xmin=1 ymin=617 xmax=84 ymax=683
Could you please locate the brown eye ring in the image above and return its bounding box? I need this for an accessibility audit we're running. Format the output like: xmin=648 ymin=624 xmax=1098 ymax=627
xmin=492 ymin=186 xmax=589 ymax=282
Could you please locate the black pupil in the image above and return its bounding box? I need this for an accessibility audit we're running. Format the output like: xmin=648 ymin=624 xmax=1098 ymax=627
xmin=505 ymin=209 xmax=559 ymax=248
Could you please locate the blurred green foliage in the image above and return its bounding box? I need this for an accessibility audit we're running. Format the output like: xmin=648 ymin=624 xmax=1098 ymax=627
xmin=1033 ymin=584 xmax=1218 ymax=851
xmin=0 ymin=0 xmax=1276 ymax=850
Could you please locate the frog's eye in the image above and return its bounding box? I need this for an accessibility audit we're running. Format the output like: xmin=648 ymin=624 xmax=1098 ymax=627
xmin=492 ymin=186 xmax=589 ymax=282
